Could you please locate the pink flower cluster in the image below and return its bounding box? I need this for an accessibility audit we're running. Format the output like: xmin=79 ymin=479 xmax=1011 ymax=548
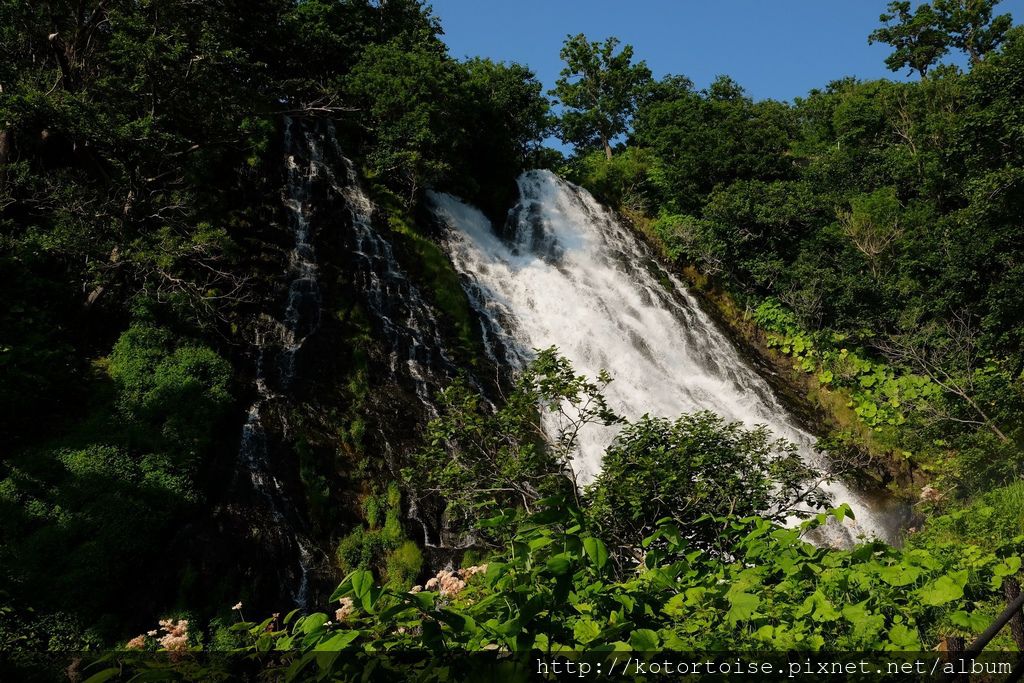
xmin=417 ymin=564 xmax=488 ymax=597
xmin=124 ymin=635 xmax=146 ymax=650
xmin=920 ymin=485 xmax=943 ymax=503
xmin=158 ymin=618 xmax=189 ymax=652
xmin=335 ymin=596 xmax=355 ymax=622
xmin=123 ymin=618 xmax=189 ymax=653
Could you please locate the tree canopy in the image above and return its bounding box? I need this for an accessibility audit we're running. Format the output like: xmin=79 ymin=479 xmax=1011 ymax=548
xmin=551 ymin=34 xmax=652 ymax=159
xmin=870 ymin=0 xmax=1012 ymax=76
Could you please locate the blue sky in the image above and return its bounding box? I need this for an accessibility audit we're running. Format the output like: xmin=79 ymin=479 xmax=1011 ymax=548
xmin=430 ymin=0 xmax=1024 ymax=103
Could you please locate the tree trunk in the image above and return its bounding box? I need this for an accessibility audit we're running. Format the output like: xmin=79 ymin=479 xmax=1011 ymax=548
xmin=1005 ymin=578 xmax=1024 ymax=650
xmin=603 ymin=140 xmax=612 ymax=160
xmin=0 ymin=128 xmax=11 ymax=166
xmin=940 ymin=635 xmax=967 ymax=683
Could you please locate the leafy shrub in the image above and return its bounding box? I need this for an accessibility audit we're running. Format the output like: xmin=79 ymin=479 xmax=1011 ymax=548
xmin=108 ymin=324 xmax=232 ymax=457
xmin=384 ymin=540 xmax=423 ymax=589
xmin=336 ymin=483 xmax=415 ymax=587
xmin=910 ymin=480 xmax=1024 ymax=553
xmin=586 ymin=412 xmax=828 ymax=553
xmin=0 ymin=444 xmax=193 ymax=617
xmin=405 ymin=347 xmax=620 ymax=541
xmin=566 ymin=147 xmax=659 ymax=211
xmin=202 ymin=500 xmax=1023 ymax=678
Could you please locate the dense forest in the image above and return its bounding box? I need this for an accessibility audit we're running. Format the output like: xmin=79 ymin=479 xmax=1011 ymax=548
xmin=1 ymin=0 xmax=1023 ymax=678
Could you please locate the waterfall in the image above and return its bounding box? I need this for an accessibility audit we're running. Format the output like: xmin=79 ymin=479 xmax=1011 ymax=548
xmin=429 ymin=170 xmax=903 ymax=545
xmin=233 ymin=118 xmax=328 ymax=610
xmin=231 ymin=118 xmax=467 ymax=604
xmin=331 ymin=153 xmax=458 ymax=413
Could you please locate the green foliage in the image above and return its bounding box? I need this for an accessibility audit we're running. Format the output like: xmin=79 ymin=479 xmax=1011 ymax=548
xmin=384 ymin=541 xmax=424 ymax=590
xmin=552 ymin=34 xmax=652 ymax=158
xmin=348 ymin=39 xmax=549 ymax=204
xmin=564 ymin=147 xmax=658 ymax=212
xmin=0 ymin=606 xmax=104 ymax=653
xmin=109 ymin=324 xmax=232 ymax=458
xmin=206 ymin=501 xmax=1022 ymax=674
xmin=6 ymin=2 xmax=1024 ymax=662
xmin=869 ymin=1 xmax=951 ymax=76
xmin=457 ymin=57 xmax=553 ymax=207
xmin=336 ymin=484 xmax=419 ymax=590
xmin=404 ymin=347 xmax=621 ymax=541
xmin=753 ymin=299 xmax=941 ymax=431
xmin=0 ymin=321 xmax=226 ymax=632
xmin=2 ymin=0 xmax=555 ymax=654
xmin=837 ymin=187 xmax=905 ymax=276
xmin=0 ymin=441 xmax=196 ymax=619
xmin=586 ymin=412 xmax=828 ymax=552
xmin=347 ymin=39 xmax=462 ymax=202
xmin=909 ymin=481 xmax=1024 ymax=552
xmin=934 ymin=0 xmax=1013 ymax=63
xmin=576 ymin=25 xmax=1024 ymax=508
xmin=870 ymin=0 xmax=1012 ymax=75
xmin=632 ymin=75 xmax=796 ymax=212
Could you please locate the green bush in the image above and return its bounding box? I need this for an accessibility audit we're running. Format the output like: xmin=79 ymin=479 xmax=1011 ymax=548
xmin=585 ymin=412 xmax=827 ymax=552
xmin=384 ymin=540 xmax=423 ymax=589
xmin=335 ymin=483 xmax=411 ymax=581
xmin=211 ymin=500 xmax=1023 ymax=670
xmin=108 ymin=323 xmax=232 ymax=457
xmin=910 ymin=480 xmax=1024 ymax=553
xmin=566 ymin=147 xmax=658 ymax=211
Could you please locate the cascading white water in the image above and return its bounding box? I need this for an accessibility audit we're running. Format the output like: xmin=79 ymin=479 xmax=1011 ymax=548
xmin=235 ymin=118 xmax=327 ymax=609
xmin=234 ymin=117 xmax=467 ymax=603
xmin=430 ymin=170 xmax=900 ymax=545
xmin=330 ymin=151 xmax=457 ymax=412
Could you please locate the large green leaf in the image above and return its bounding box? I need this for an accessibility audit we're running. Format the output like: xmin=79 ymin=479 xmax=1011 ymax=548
xmin=726 ymin=591 xmax=760 ymax=624
xmin=886 ymin=623 xmax=920 ymax=649
xmin=629 ymin=628 xmax=660 ymax=650
xmin=83 ymin=669 xmax=120 ymax=683
xmin=546 ymin=552 xmax=573 ymax=576
xmin=918 ymin=571 xmax=967 ymax=606
xmin=877 ymin=563 xmax=920 ymax=587
xmin=950 ymin=610 xmax=990 ymax=632
xmin=314 ymin=630 xmax=360 ymax=651
xmin=351 ymin=569 xmax=377 ymax=612
xmin=583 ymin=537 xmax=609 ymax=570
xmin=842 ymin=600 xmax=885 ymax=643
xmin=300 ymin=613 xmax=329 ymax=634
xmin=573 ymin=618 xmax=602 ymax=644
xmin=438 ymin=608 xmax=477 ymax=635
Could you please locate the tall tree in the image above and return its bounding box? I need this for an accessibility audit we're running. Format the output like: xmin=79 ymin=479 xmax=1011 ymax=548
xmin=346 ymin=38 xmax=461 ymax=203
xmin=869 ymin=1 xmax=950 ymax=77
xmin=933 ymin=0 xmax=1013 ymax=63
xmin=552 ymin=34 xmax=651 ymax=159
xmin=870 ymin=0 xmax=1012 ymax=75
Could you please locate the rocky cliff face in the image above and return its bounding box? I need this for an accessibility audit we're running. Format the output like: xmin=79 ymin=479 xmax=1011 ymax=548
xmin=201 ymin=118 xmax=491 ymax=610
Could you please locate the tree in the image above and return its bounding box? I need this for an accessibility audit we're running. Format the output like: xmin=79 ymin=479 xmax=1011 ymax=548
xmin=453 ymin=58 xmax=552 ymax=204
xmin=461 ymin=58 xmax=550 ymax=167
xmin=631 ymin=75 xmax=796 ymax=212
xmin=584 ymin=412 xmax=830 ymax=557
xmin=933 ymin=0 xmax=1013 ymax=64
xmin=869 ymin=1 xmax=950 ymax=77
xmin=404 ymin=348 xmax=621 ymax=545
xmin=346 ymin=38 xmax=462 ymax=203
xmin=837 ymin=187 xmax=904 ymax=278
xmin=877 ymin=312 xmax=1011 ymax=444
xmin=869 ymin=0 xmax=1013 ymax=75
xmin=551 ymin=34 xmax=652 ymax=159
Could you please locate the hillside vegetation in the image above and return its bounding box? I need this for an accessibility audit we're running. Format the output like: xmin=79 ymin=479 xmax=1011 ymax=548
xmin=1 ymin=0 xmax=1023 ymax=674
